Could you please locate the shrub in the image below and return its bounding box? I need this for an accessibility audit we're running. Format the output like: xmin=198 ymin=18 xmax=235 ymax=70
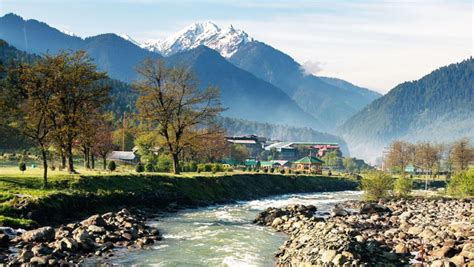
xmin=394 ymin=175 xmax=413 ymax=197
xmin=361 ymin=171 xmax=394 ymax=200
xmin=155 ymin=155 xmax=172 ymax=172
xmin=197 ymin=164 xmax=205 ymax=173
xmin=227 ymin=168 xmax=234 ymax=172
xmin=270 ymin=168 xmax=274 ymax=173
xmin=255 ymin=169 xmax=260 ymax=173
xmin=280 ymin=169 xmax=285 ymax=174
xmin=135 ymin=163 xmax=145 ymax=173
xmin=287 ymin=169 xmax=292 ymax=174
xmin=204 ymin=164 xmax=212 ymax=172
xmin=263 ymin=168 xmax=268 ymax=173
xmin=108 ymin=161 xmax=116 ymax=172
xmin=447 ymin=170 xmax=474 ymax=197
xmin=18 ymin=162 xmax=26 ymax=173
xmin=189 ymin=161 xmax=198 ymax=172
xmin=145 ymin=162 xmax=154 ymax=172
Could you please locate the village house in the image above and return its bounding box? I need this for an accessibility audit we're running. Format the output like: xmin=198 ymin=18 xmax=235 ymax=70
xmin=107 ymin=151 xmax=140 ymax=164
xmin=225 ymin=134 xmax=267 ymax=158
xmin=264 ymin=142 xmax=341 ymax=161
xmin=293 ymin=156 xmax=324 ymax=174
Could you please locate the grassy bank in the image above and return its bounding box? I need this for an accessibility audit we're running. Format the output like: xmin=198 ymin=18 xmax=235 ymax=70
xmin=0 ymin=173 xmax=358 ymax=228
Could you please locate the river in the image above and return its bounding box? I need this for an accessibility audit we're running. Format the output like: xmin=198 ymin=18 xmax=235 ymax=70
xmin=105 ymin=191 xmax=362 ymax=266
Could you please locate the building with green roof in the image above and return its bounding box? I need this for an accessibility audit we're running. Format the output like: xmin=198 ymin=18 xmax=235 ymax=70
xmin=293 ymin=156 xmax=324 ymax=174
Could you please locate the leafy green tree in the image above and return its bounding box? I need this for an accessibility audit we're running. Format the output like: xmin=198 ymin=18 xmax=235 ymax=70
xmin=18 ymin=162 xmax=26 ymax=173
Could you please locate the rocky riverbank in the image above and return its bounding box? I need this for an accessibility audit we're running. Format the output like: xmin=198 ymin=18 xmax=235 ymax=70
xmin=0 ymin=208 xmax=161 ymax=265
xmin=255 ymin=198 xmax=473 ymax=266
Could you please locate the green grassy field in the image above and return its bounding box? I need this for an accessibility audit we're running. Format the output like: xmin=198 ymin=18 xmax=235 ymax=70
xmin=0 ymin=163 xmax=358 ymax=229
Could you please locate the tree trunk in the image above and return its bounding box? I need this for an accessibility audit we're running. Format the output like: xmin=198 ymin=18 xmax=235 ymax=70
xmin=60 ymin=150 xmax=66 ymax=170
xmin=91 ymin=154 xmax=95 ymax=169
xmin=83 ymin=148 xmax=88 ymax=169
xmin=41 ymin=146 xmax=48 ymax=188
xmin=172 ymin=153 xmax=180 ymax=174
xmin=84 ymin=147 xmax=90 ymax=169
xmin=103 ymin=156 xmax=107 ymax=170
xmin=67 ymin=142 xmax=75 ymax=173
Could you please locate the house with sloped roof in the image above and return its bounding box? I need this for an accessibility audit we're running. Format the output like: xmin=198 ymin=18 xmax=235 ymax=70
xmin=107 ymin=151 xmax=139 ymax=164
xmin=293 ymin=156 xmax=324 ymax=174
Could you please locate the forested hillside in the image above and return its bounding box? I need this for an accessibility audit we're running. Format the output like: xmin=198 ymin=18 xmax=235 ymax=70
xmin=229 ymin=41 xmax=381 ymax=129
xmin=338 ymin=58 xmax=474 ymax=161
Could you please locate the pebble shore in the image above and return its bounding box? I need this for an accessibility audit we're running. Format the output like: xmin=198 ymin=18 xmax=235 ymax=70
xmin=0 ymin=208 xmax=161 ymax=265
xmin=255 ymin=198 xmax=473 ymax=266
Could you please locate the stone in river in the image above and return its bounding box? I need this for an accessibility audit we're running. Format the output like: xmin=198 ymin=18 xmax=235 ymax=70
xmin=320 ymin=249 xmax=337 ymax=263
xmin=22 ymin=226 xmax=55 ymax=242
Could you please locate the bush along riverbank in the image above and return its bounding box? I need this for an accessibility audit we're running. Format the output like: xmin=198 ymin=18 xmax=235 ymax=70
xmin=255 ymin=198 xmax=473 ymax=266
xmin=0 ymin=174 xmax=358 ymax=229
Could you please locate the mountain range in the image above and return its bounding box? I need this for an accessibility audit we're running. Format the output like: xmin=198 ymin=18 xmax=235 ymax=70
xmin=0 ymin=13 xmax=380 ymax=132
xmin=338 ymin=58 xmax=474 ymax=161
xmin=2 ymin=13 xmax=471 ymax=162
xmin=0 ymin=38 xmax=346 ymax=151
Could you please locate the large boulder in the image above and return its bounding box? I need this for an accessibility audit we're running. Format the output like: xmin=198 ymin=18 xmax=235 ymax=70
xmin=331 ymin=205 xmax=349 ymax=217
xmin=359 ymin=203 xmax=391 ymax=214
xmin=21 ymin=226 xmax=55 ymax=242
xmin=80 ymin=214 xmax=108 ymax=227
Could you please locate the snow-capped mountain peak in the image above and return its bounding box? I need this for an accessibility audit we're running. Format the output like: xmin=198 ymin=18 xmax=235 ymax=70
xmin=119 ymin=34 xmax=141 ymax=47
xmin=143 ymin=21 xmax=253 ymax=58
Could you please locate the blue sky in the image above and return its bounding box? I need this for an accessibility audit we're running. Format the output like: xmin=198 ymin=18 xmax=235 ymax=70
xmin=1 ymin=0 xmax=472 ymax=93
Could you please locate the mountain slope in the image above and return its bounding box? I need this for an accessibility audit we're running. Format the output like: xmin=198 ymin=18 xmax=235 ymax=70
xmin=166 ymin=46 xmax=325 ymax=129
xmin=143 ymin=21 xmax=252 ymax=58
xmin=229 ymin=41 xmax=381 ymax=129
xmin=0 ymin=13 xmax=160 ymax=82
xmin=338 ymin=58 xmax=474 ymax=161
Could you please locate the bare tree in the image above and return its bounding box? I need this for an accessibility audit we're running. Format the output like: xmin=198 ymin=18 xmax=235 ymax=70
xmin=92 ymin=121 xmax=115 ymax=170
xmin=414 ymin=142 xmax=442 ymax=189
xmin=450 ymin=138 xmax=473 ymax=172
xmin=135 ymin=59 xmax=224 ymax=174
xmin=385 ymin=141 xmax=413 ymax=174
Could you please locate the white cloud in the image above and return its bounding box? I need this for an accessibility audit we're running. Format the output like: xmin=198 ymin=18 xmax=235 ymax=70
xmin=301 ymin=60 xmax=325 ymax=76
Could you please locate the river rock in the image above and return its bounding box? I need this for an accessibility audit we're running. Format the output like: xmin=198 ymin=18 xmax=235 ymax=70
xmin=22 ymin=226 xmax=55 ymax=242
xmin=330 ymin=205 xmax=349 ymax=217
xmin=0 ymin=233 xmax=9 ymax=247
xmin=320 ymin=249 xmax=337 ymax=263
xmin=359 ymin=202 xmax=391 ymax=214
xmin=258 ymin=198 xmax=472 ymax=266
xmin=81 ymin=214 xmax=108 ymax=227
xmin=30 ymin=256 xmax=49 ymax=265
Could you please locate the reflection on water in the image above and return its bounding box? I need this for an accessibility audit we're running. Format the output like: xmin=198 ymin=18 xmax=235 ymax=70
xmin=107 ymin=191 xmax=362 ymax=266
